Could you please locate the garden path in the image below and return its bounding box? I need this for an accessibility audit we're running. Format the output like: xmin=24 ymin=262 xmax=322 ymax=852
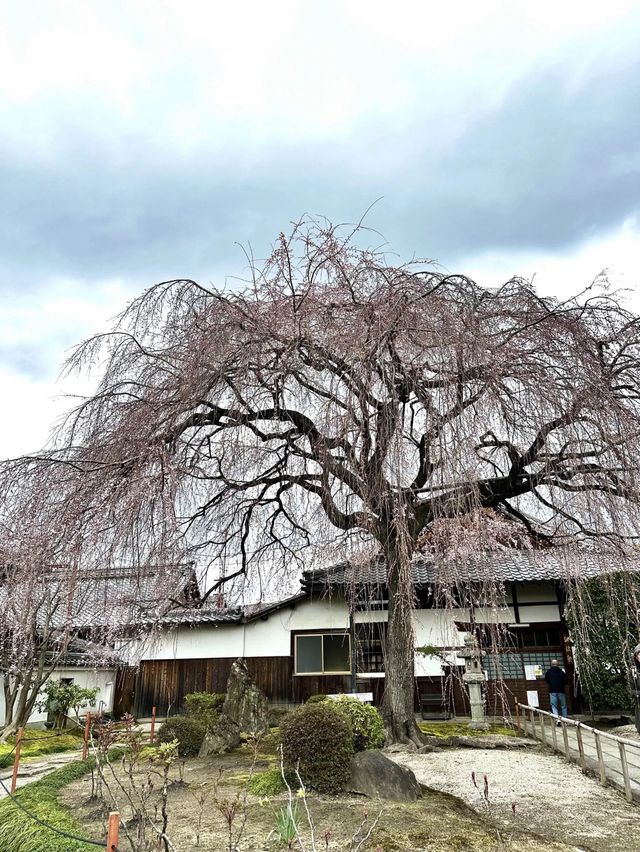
xmin=0 ymin=751 xmax=80 ymax=799
xmin=392 ymin=747 xmax=640 ymax=852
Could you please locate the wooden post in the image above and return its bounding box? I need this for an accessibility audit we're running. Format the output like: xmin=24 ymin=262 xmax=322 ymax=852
xmin=515 ymin=701 xmax=520 ymax=731
xmin=10 ymin=727 xmax=24 ymax=794
xmin=551 ymin=715 xmax=558 ymax=751
xmin=594 ymin=730 xmax=607 ymax=786
xmin=618 ymin=741 xmax=633 ymax=802
xmin=106 ymin=811 xmax=120 ymax=850
xmin=576 ymin=723 xmax=586 ymax=769
xmin=82 ymin=712 xmax=91 ymax=760
xmin=561 ymin=720 xmax=570 ymax=759
xmin=538 ymin=710 xmax=546 ymax=745
xmin=150 ymin=706 xmax=157 ymax=745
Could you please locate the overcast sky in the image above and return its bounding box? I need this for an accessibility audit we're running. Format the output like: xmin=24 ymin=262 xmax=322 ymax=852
xmin=2 ymin=0 xmax=640 ymax=458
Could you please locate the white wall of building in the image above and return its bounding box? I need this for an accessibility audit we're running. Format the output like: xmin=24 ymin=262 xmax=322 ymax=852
xmin=133 ymin=582 xmax=561 ymax=681
xmin=0 ymin=667 xmax=117 ymax=728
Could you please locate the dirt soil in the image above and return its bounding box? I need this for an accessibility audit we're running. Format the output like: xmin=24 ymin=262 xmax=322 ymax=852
xmin=392 ymin=748 xmax=640 ymax=852
xmin=60 ymin=748 xmax=584 ymax=851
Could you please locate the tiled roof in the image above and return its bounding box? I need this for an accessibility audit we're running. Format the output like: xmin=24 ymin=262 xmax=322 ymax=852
xmin=0 ymin=564 xmax=201 ymax=632
xmin=301 ymin=548 xmax=640 ymax=591
xmin=152 ymin=605 xmax=243 ymax=626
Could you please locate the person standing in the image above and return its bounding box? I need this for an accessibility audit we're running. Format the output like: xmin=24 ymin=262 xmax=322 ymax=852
xmin=544 ymin=659 xmax=568 ymax=719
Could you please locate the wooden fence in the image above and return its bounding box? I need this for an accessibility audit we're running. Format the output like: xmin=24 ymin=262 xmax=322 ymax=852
xmin=516 ymin=701 xmax=640 ymax=802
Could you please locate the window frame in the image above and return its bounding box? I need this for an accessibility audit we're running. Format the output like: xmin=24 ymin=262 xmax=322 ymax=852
xmin=293 ymin=631 xmax=352 ymax=676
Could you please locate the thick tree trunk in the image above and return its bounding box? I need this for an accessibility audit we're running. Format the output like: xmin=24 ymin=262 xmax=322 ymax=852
xmin=381 ymin=546 xmax=424 ymax=746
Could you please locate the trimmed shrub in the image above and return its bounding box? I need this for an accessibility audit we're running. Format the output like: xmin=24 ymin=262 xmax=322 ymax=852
xmin=157 ymin=714 xmax=206 ymax=756
xmin=331 ymin=696 xmax=385 ymax=751
xmin=183 ymin=691 xmax=225 ymax=729
xmin=304 ymin=694 xmax=329 ymax=705
xmin=280 ymin=701 xmax=354 ymax=793
xmin=268 ymin=704 xmax=292 ymax=726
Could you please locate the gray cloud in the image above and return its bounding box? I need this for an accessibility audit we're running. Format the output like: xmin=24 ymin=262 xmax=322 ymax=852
xmin=1 ymin=60 xmax=639 ymax=293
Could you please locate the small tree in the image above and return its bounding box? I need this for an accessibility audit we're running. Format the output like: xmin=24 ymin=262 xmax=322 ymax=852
xmin=0 ymin=559 xmax=86 ymax=739
xmin=35 ymin=681 xmax=99 ymax=729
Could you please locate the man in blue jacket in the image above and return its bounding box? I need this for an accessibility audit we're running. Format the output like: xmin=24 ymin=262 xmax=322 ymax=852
xmin=544 ymin=660 xmax=568 ymax=719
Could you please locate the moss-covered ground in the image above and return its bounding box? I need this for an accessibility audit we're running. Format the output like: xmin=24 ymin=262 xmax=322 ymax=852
xmin=0 ymin=728 xmax=82 ymax=769
xmin=418 ymin=721 xmax=519 ymax=739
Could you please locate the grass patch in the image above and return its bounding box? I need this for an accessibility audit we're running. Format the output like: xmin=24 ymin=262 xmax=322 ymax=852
xmin=418 ymin=721 xmax=518 ymax=738
xmin=0 ymin=731 xmax=81 ymax=769
xmin=246 ymin=766 xmax=290 ymax=796
xmin=0 ymin=758 xmax=99 ymax=851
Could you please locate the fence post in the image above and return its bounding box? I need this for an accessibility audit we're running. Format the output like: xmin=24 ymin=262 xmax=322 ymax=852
xmin=618 ymin=741 xmax=633 ymax=802
xmin=515 ymin=700 xmax=520 ymax=731
xmin=575 ymin=723 xmax=586 ymax=770
xmin=10 ymin=727 xmax=24 ymax=794
xmin=551 ymin=715 xmax=558 ymax=751
xmin=82 ymin=712 xmax=92 ymax=761
xmin=538 ymin=710 xmax=546 ymax=745
xmin=594 ymin=730 xmax=607 ymax=786
xmin=107 ymin=811 xmax=120 ymax=850
xmin=561 ymin=720 xmax=570 ymax=759
xmin=150 ymin=706 xmax=157 ymax=745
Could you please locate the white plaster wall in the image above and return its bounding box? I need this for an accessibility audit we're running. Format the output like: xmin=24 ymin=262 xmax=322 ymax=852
xmin=143 ymin=598 xmax=350 ymax=661
xmin=515 ymin=583 xmax=557 ymax=603
xmin=0 ymin=668 xmax=117 ymax=727
xmin=473 ymin=606 xmax=516 ymax=624
xmin=518 ymin=604 xmax=561 ymax=623
xmin=414 ymin=609 xmax=466 ymax=675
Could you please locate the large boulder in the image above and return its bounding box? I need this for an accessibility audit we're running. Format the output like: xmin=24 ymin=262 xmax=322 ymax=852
xmin=199 ymin=658 xmax=270 ymax=756
xmin=350 ymin=750 xmax=422 ymax=801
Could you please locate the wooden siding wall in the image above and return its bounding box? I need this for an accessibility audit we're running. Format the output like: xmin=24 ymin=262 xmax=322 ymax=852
xmin=134 ymin=657 xmax=352 ymax=717
xmin=133 ymin=661 xmax=573 ymax=718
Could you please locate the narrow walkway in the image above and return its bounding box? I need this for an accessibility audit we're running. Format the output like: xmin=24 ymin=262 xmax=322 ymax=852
xmin=0 ymin=750 xmax=81 ymax=799
xmin=520 ymin=712 xmax=640 ymax=801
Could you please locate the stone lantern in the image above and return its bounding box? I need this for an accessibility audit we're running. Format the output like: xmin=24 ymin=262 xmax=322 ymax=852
xmin=460 ymin=634 xmax=489 ymax=730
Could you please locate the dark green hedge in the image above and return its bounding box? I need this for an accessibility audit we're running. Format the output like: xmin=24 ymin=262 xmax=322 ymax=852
xmin=157 ymin=714 xmax=206 ymax=756
xmin=280 ymin=701 xmax=354 ymax=793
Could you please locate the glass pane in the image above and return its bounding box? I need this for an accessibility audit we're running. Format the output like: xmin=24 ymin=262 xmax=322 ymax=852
xmin=296 ymin=635 xmax=322 ymax=673
xmin=485 ymin=653 xmax=524 ymax=680
xmin=323 ymin=634 xmax=350 ymax=672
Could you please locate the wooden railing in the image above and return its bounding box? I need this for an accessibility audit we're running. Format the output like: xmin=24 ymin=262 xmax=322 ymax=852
xmin=515 ymin=701 xmax=640 ymax=802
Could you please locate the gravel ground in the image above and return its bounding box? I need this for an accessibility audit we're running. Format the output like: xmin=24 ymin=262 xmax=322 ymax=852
xmin=391 ymin=748 xmax=640 ymax=852
xmin=607 ymin=724 xmax=640 ymax=742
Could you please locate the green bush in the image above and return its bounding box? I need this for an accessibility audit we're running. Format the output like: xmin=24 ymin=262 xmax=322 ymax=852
xmin=305 ymin=694 xmax=329 ymax=705
xmin=157 ymin=714 xmax=206 ymax=756
xmin=268 ymin=704 xmax=292 ymax=726
xmin=183 ymin=691 xmax=225 ymax=729
xmin=331 ymin=696 xmax=385 ymax=751
xmin=247 ymin=766 xmax=289 ymax=796
xmin=280 ymin=701 xmax=354 ymax=793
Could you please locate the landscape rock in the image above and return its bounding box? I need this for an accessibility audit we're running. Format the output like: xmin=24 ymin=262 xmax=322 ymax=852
xmin=199 ymin=658 xmax=270 ymax=756
xmin=350 ymin=750 xmax=422 ymax=801
xmin=383 ymin=741 xmax=417 ymax=754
